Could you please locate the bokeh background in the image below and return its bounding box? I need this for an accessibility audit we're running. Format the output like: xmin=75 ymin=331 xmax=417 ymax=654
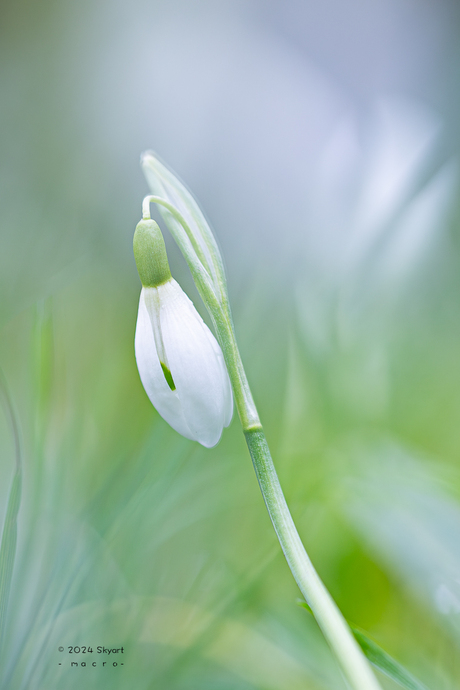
xmin=2 ymin=0 xmax=460 ymax=688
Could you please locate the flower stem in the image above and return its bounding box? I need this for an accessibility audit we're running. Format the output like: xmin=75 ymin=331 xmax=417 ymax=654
xmin=221 ymin=325 xmax=382 ymax=690
xmin=244 ymin=429 xmax=381 ymax=690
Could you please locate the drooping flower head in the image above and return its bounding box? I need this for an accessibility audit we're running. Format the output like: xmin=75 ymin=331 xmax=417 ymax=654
xmin=133 ymin=216 xmax=233 ymax=447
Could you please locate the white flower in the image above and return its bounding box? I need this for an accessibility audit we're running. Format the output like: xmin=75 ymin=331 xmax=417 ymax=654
xmin=135 ymin=279 xmax=233 ymax=447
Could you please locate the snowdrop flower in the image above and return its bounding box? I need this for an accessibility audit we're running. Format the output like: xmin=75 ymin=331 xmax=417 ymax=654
xmin=133 ymin=217 xmax=233 ymax=447
xmin=137 ymin=158 xmax=382 ymax=690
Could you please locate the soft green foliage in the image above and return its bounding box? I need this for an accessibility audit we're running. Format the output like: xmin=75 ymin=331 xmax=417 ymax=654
xmin=2 ymin=211 xmax=459 ymax=687
xmin=0 ymin=472 xmax=21 ymax=648
xmin=2 ymin=1 xmax=460 ymax=689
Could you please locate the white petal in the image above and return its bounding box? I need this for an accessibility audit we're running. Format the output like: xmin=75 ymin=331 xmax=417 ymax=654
xmin=158 ymin=281 xmax=232 ymax=447
xmin=205 ymin=324 xmax=234 ymax=428
xmin=134 ymin=289 xmax=197 ymax=441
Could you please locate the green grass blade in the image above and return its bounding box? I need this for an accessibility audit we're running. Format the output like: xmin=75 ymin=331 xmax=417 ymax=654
xmin=0 ymin=372 xmax=22 ymax=656
xmin=299 ymin=602 xmax=429 ymax=690
xmin=351 ymin=628 xmax=429 ymax=690
xmin=0 ymin=473 xmax=22 ymax=645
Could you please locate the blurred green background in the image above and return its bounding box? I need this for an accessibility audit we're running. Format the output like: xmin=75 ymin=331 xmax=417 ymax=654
xmin=2 ymin=0 xmax=460 ymax=688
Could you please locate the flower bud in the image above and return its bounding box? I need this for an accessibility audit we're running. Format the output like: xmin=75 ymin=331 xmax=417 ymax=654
xmin=134 ymin=276 xmax=233 ymax=448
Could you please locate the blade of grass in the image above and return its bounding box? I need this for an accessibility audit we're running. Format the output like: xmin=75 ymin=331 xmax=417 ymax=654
xmin=299 ymin=602 xmax=430 ymax=690
xmin=0 ymin=369 xmax=22 ymax=657
xmin=352 ymin=628 xmax=429 ymax=690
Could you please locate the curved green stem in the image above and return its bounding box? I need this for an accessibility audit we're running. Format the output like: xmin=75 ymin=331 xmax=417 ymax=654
xmin=244 ymin=430 xmax=381 ymax=690
xmin=215 ymin=320 xmax=260 ymax=431
xmin=220 ymin=322 xmax=382 ymax=690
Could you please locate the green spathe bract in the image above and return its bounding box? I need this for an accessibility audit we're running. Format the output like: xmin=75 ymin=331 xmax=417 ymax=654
xmin=139 ymin=152 xmax=383 ymax=690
